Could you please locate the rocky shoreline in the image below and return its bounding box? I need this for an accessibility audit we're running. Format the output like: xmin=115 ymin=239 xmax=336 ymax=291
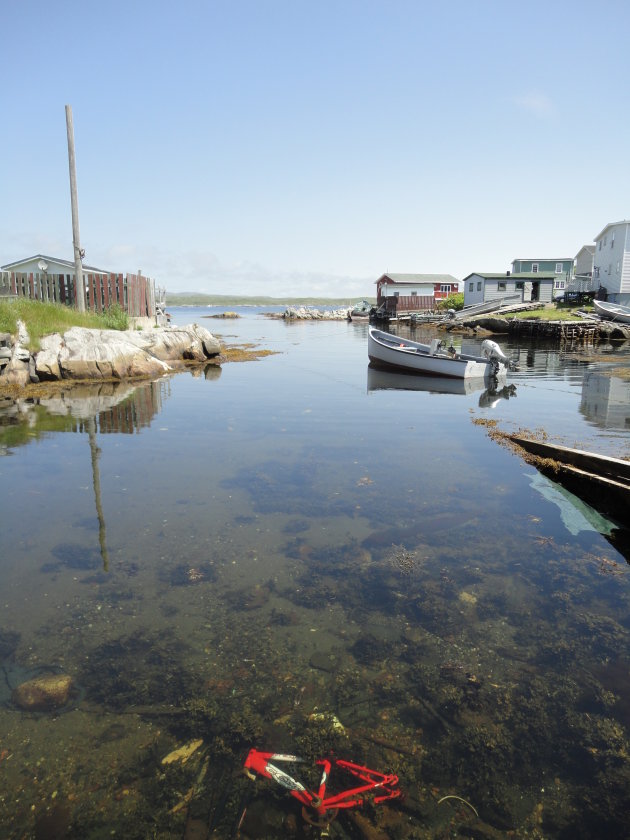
xmin=265 ymin=305 xmax=351 ymax=320
xmin=0 ymin=322 xmax=222 ymax=391
xmin=443 ymin=314 xmax=630 ymax=341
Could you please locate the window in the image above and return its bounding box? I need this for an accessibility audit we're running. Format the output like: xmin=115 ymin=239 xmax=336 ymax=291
xmin=477 ymin=282 xmax=482 ymax=292
xmin=611 ymin=233 xmax=615 ymax=248
xmin=411 ymin=291 xmax=417 ymax=296
xmin=532 ymin=263 xmax=539 ymax=273
xmin=393 ymin=291 xmax=399 ymax=298
xmin=440 ymin=284 xmax=451 ymax=293
xmin=515 ymin=281 xmax=524 ymax=290
xmin=599 ymin=240 xmax=602 ymax=250
xmin=555 ymin=263 xmax=562 ymax=273
xmin=469 ymin=282 xmax=474 ymax=292
xmin=498 ymin=281 xmax=506 ymax=291
xmin=554 ymin=280 xmax=565 ymax=290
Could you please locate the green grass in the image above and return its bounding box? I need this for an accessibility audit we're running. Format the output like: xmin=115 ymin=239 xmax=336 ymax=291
xmin=507 ymin=303 xmax=592 ymax=321
xmin=0 ymin=299 xmax=129 ymax=350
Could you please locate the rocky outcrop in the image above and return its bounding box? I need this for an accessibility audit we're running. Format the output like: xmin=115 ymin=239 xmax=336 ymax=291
xmin=282 ymin=306 xmax=350 ymax=320
xmin=1 ymin=322 xmax=222 ymax=387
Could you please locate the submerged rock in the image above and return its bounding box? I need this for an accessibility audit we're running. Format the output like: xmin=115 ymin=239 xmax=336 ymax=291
xmin=12 ymin=673 xmax=74 ymax=711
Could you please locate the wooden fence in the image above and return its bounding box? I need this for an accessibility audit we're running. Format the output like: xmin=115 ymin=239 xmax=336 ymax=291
xmin=378 ymin=294 xmax=438 ymax=315
xmin=0 ymin=270 xmax=160 ymax=318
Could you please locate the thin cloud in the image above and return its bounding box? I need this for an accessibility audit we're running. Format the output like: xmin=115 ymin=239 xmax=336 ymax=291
xmin=513 ymin=92 xmax=555 ymax=117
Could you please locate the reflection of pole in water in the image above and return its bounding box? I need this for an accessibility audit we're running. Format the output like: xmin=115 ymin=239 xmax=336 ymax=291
xmin=87 ymin=417 xmax=109 ymax=571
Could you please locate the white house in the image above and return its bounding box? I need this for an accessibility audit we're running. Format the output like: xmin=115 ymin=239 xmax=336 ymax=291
xmin=574 ymin=245 xmax=595 ymax=279
xmin=592 ymin=221 xmax=630 ymax=305
xmin=1 ymin=254 xmax=110 ymax=276
xmin=463 ymin=272 xmax=556 ymax=307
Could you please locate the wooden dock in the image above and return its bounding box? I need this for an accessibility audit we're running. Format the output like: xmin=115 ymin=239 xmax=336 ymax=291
xmin=509 ymin=435 xmax=630 ymax=525
xmin=506 ymin=319 xmax=599 ymax=344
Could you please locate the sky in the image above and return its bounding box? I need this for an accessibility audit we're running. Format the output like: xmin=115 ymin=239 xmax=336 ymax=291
xmin=2 ymin=0 xmax=630 ymax=297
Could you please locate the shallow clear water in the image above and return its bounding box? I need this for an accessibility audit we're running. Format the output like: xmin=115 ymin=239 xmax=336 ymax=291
xmin=1 ymin=307 xmax=629 ymax=839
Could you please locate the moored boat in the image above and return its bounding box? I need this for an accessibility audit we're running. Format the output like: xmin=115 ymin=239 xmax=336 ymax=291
xmin=348 ymin=300 xmax=375 ymax=320
xmin=367 ymin=326 xmax=514 ymax=379
xmin=593 ymin=300 xmax=630 ymax=324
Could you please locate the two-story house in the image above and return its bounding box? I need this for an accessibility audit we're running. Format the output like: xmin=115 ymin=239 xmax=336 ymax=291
xmin=511 ymin=258 xmax=574 ymax=299
xmin=592 ymin=221 xmax=630 ymax=305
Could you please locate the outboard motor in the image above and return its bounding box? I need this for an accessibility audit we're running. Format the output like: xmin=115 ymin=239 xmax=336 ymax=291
xmin=481 ymin=339 xmax=516 ymax=371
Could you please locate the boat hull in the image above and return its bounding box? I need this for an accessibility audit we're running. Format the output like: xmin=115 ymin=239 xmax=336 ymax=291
xmin=367 ymin=328 xmax=504 ymax=379
xmin=593 ymin=300 xmax=630 ymax=324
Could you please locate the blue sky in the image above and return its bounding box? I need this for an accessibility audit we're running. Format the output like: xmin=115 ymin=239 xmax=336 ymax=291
xmin=3 ymin=0 xmax=629 ymax=297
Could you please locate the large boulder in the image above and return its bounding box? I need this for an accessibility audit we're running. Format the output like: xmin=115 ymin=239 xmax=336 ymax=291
xmin=4 ymin=356 xmax=31 ymax=386
xmin=35 ymin=333 xmax=63 ymax=381
xmin=4 ymin=324 xmax=223 ymax=385
xmin=123 ymin=323 xmax=221 ymax=363
xmin=58 ymin=328 xmax=172 ymax=380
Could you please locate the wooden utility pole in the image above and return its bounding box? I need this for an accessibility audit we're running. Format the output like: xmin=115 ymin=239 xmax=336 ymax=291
xmin=65 ymin=104 xmax=85 ymax=312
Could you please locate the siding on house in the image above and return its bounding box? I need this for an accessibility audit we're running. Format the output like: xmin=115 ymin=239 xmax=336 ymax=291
xmin=463 ymin=272 xmax=555 ymax=307
xmin=511 ymin=258 xmax=573 ymax=275
xmin=574 ymin=245 xmax=595 ymax=278
xmin=593 ymin=221 xmax=630 ymax=303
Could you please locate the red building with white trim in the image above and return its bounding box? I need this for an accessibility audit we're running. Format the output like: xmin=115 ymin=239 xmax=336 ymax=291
xmin=375 ymin=273 xmax=459 ymax=315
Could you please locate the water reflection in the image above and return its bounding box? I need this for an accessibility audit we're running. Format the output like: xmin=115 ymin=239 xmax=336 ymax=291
xmin=367 ymin=364 xmax=517 ymax=406
xmin=2 ymin=316 xmax=630 ymax=839
xmin=581 ymin=369 xmax=630 ymax=429
xmin=0 ymin=380 xmax=171 ymax=572
xmin=0 ymin=378 xmax=171 ymax=448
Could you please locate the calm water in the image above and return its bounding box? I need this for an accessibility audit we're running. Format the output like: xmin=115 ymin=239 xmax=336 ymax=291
xmin=1 ymin=306 xmax=629 ymax=839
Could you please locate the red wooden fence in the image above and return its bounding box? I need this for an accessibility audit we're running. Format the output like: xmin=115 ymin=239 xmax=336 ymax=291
xmin=1 ymin=270 xmax=157 ymax=317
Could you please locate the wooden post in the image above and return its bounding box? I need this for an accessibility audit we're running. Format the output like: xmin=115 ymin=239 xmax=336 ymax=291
xmin=65 ymin=104 xmax=86 ymax=312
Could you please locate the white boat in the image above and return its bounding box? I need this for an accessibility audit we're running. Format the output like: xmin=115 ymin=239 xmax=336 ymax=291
xmin=367 ymin=327 xmax=514 ymax=379
xmin=593 ymin=300 xmax=630 ymax=324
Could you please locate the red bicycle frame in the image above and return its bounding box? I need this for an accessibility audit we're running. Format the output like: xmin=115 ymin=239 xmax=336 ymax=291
xmin=243 ymin=749 xmax=401 ymax=825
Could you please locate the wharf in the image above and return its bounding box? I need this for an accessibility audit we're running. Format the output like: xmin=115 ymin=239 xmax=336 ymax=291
xmin=452 ymin=315 xmax=630 ymax=344
xmin=506 ymin=319 xmax=600 ymax=343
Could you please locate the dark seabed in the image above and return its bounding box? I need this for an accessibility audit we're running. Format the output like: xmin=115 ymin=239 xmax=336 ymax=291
xmin=1 ymin=306 xmax=630 ymax=839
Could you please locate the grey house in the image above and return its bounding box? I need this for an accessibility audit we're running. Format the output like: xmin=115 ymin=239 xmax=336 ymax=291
xmin=463 ymin=272 xmax=556 ymax=307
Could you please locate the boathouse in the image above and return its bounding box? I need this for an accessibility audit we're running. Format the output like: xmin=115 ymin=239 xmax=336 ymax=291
xmin=463 ymin=271 xmax=557 ymax=308
xmin=375 ymin=273 xmax=459 ymax=316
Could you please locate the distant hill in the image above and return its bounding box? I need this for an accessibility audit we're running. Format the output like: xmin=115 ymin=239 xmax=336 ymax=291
xmin=165 ymin=293 xmax=374 ymax=306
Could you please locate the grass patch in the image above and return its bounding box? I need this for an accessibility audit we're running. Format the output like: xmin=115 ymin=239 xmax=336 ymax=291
xmin=0 ymin=299 xmax=129 ymax=350
xmin=507 ymin=304 xmax=591 ymax=321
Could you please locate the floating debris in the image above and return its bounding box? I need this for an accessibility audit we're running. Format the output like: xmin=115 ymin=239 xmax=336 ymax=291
xmin=161 ymin=738 xmax=204 ymax=765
